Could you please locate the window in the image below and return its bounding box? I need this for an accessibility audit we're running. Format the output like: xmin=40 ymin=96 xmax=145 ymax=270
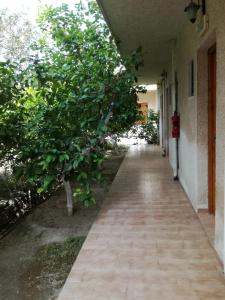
xmin=188 ymin=60 xmax=194 ymax=97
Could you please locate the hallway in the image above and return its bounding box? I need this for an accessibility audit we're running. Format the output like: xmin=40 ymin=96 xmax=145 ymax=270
xmin=58 ymin=146 xmax=225 ymax=300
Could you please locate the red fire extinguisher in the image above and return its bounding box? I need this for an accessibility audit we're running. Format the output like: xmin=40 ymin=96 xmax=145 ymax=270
xmin=171 ymin=111 xmax=180 ymax=138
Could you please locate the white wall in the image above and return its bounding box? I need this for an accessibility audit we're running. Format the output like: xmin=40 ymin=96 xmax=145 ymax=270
xmin=138 ymin=90 xmax=158 ymax=112
xmin=161 ymin=0 xmax=225 ymax=264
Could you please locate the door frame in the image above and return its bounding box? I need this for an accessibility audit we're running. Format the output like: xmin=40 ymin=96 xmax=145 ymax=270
xmin=208 ymin=43 xmax=216 ymax=215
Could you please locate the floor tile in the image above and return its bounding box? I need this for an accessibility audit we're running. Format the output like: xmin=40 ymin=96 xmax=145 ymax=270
xmin=58 ymin=145 xmax=225 ymax=300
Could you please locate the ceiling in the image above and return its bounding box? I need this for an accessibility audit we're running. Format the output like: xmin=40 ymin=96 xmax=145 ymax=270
xmin=97 ymin=0 xmax=187 ymax=84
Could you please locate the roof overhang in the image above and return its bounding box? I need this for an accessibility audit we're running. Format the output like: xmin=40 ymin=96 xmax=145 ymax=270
xmin=97 ymin=0 xmax=185 ymax=84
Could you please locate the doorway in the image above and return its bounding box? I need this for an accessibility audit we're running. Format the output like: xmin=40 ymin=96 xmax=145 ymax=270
xmin=208 ymin=44 xmax=216 ymax=215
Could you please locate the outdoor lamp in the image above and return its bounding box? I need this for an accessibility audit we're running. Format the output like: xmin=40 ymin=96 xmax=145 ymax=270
xmin=184 ymin=0 xmax=205 ymax=24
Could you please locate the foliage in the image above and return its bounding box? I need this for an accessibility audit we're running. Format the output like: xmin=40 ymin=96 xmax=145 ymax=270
xmin=0 ymin=1 xmax=144 ymax=210
xmin=139 ymin=109 xmax=159 ymax=144
xmin=36 ymin=236 xmax=85 ymax=269
xmin=34 ymin=236 xmax=86 ymax=288
xmin=0 ymin=9 xmax=37 ymax=61
xmin=0 ymin=169 xmax=50 ymax=235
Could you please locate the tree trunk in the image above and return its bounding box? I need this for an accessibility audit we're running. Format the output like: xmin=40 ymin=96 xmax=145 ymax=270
xmin=63 ymin=178 xmax=74 ymax=216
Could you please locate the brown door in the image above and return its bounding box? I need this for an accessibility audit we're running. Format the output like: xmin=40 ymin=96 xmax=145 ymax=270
xmin=208 ymin=44 xmax=216 ymax=215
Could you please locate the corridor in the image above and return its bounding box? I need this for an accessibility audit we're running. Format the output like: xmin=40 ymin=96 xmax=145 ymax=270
xmin=58 ymin=146 xmax=225 ymax=300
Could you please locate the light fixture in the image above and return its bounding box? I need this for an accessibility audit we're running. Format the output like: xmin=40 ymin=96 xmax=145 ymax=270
xmin=184 ymin=0 xmax=205 ymax=24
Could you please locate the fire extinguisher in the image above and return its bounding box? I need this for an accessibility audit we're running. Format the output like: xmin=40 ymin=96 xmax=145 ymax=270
xmin=171 ymin=111 xmax=180 ymax=138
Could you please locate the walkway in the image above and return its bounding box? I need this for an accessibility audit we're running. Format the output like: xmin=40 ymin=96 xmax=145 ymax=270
xmin=58 ymin=146 xmax=225 ymax=300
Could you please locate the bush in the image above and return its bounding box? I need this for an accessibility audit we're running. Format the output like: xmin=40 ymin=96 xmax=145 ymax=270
xmin=140 ymin=109 xmax=159 ymax=144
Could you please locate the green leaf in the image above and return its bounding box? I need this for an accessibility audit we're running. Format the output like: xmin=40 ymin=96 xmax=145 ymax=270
xmin=59 ymin=154 xmax=70 ymax=162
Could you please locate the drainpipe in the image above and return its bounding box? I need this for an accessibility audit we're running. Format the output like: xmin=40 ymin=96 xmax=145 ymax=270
xmin=159 ymin=83 xmax=164 ymax=152
xmin=163 ymin=78 xmax=167 ymax=157
xmin=160 ymin=79 xmax=165 ymax=156
xmin=171 ymin=39 xmax=179 ymax=180
xmin=174 ymin=71 xmax=179 ymax=180
xmin=161 ymin=74 xmax=167 ymax=157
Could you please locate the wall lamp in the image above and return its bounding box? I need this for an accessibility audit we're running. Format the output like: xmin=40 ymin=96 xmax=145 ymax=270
xmin=184 ymin=0 xmax=206 ymax=24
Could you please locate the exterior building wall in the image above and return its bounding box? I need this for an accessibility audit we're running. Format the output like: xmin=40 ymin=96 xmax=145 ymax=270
xmin=162 ymin=0 xmax=225 ymax=263
xmin=138 ymin=90 xmax=158 ymax=112
xmin=166 ymin=51 xmax=177 ymax=175
xmin=175 ymin=18 xmax=199 ymax=211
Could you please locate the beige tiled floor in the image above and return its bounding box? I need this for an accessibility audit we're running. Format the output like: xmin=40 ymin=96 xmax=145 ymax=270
xmin=198 ymin=210 xmax=215 ymax=245
xmin=58 ymin=145 xmax=225 ymax=300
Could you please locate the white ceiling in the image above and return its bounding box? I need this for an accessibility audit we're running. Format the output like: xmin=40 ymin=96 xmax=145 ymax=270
xmin=97 ymin=0 xmax=187 ymax=84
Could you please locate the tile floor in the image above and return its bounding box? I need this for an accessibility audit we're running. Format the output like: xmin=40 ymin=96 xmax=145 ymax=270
xmin=58 ymin=145 xmax=225 ymax=300
xmin=198 ymin=210 xmax=215 ymax=246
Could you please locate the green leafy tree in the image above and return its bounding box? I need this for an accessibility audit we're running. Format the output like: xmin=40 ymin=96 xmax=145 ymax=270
xmin=0 ymin=1 xmax=144 ymax=215
xmin=0 ymin=9 xmax=36 ymax=61
xmin=139 ymin=109 xmax=159 ymax=144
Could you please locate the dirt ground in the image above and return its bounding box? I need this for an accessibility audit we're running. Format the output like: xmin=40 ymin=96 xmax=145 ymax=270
xmin=0 ymin=151 xmax=125 ymax=300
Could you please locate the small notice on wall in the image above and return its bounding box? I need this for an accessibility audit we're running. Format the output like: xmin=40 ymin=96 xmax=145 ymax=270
xmin=196 ymin=12 xmax=209 ymax=36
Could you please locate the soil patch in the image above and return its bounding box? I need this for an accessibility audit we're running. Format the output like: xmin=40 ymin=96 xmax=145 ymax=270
xmin=0 ymin=150 xmax=125 ymax=300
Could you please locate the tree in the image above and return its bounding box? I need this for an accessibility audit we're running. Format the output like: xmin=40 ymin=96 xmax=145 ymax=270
xmin=139 ymin=109 xmax=159 ymax=144
xmin=0 ymin=1 xmax=144 ymax=215
xmin=0 ymin=9 xmax=36 ymax=61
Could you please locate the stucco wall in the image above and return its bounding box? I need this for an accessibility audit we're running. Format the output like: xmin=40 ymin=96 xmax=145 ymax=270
xmin=138 ymin=90 xmax=158 ymax=112
xmin=175 ymin=19 xmax=199 ymax=211
xmin=213 ymin=1 xmax=225 ymax=264
xmin=167 ymin=0 xmax=225 ymax=263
